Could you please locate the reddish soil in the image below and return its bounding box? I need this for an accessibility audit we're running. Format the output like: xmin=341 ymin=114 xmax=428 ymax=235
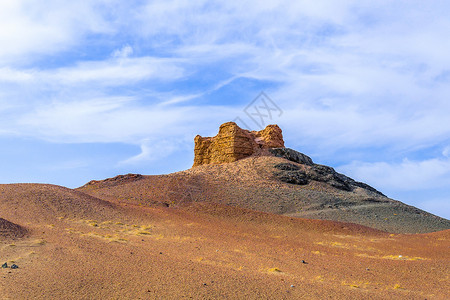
xmin=0 ymin=182 xmax=449 ymax=299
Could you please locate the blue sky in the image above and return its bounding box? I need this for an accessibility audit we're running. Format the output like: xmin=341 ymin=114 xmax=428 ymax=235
xmin=1 ymin=1 xmax=449 ymax=219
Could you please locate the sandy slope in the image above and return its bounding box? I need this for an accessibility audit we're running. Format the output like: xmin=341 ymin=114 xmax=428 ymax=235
xmin=0 ymin=183 xmax=449 ymax=299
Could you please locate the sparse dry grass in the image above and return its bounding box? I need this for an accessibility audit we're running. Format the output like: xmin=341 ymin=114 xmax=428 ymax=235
xmin=267 ymin=267 xmax=282 ymax=273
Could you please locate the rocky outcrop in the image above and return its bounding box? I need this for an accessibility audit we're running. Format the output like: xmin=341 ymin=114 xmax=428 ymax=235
xmin=82 ymin=174 xmax=143 ymax=189
xmin=193 ymin=122 xmax=284 ymax=167
xmin=269 ymin=148 xmax=314 ymax=165
xmin=271 ymin=148 xmax=385 ymax=196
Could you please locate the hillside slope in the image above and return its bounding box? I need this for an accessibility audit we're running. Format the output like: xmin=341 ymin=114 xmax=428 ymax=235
xmin=78 ymin=149 xmax=450 ymax=234
xmin=0 ymin=184 xmax=449 ymax=299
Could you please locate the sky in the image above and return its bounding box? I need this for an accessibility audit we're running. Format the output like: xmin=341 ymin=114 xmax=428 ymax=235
xmin=1 ymin=1 xmax=449 ymax=219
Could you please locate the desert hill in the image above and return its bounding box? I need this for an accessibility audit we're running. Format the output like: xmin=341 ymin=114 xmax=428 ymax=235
xmin=0 ymin=182 xmax=449 ymax=299
xmin=79 ymin=122 xmax=450 ymax=234
xmin=0 ymin=184 xmax=122 ymax=224
xmin=1 ymin=122 xmax=449 ymax=299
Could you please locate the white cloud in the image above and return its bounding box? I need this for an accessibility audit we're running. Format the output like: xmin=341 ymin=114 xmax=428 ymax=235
xmin=16 ymin=97 xmax=177 ymax=143
xmin=0 ymin=67 xmax=35 ymax=82
xmin=112 ymin=45 xmax=134 ymax=58
xmin=12 ymin=95 xmax=238 ymax=144
xmin=50 ymin=56 xmax=184 ymax=85
xmin=338 ymin=157 xmax=450 ymax=191
xmin=119 ymin=139 xmax=179 ymax=166
xmin=0 ymin=56 xmax=184 ymax=87
xmin=0 ymin=1 xmax=449 ymax=152
xmin=443 ymin=147 xmax=450 ymax=158
xmin=0 ymin=0 xmax=113 ymax=64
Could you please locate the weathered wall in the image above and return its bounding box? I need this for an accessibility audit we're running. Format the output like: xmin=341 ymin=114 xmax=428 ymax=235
xmin=193 ymin=122 xmax=284 ymax=167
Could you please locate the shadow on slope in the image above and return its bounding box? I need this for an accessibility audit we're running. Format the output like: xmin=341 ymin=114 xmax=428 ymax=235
xmin=0 ymin=218 xmax=27 ymax=240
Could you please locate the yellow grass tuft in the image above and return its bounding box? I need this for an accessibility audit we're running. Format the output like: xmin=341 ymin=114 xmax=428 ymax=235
xmin=382 ymin=255 xmax=425 ymax=261
xmin=315 ymin=275 xmax=324 ymax=282
xmin=35 ymin=239 xmax=47 ymax=245
xmin=267 ymin=267 xmax=282 ymax=273
xmin=137 ymin=231 xmax=151 ymax=235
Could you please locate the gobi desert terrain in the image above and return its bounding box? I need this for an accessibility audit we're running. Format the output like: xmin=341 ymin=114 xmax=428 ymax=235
xmin=1 ymin=122 xmax=449 ymax=299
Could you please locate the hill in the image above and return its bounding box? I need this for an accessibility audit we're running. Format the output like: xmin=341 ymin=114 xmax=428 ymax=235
xmin=79 ymin=151 xmax=450 ymax=234
xmin=0 ymin=183 xmax=449 ymax=299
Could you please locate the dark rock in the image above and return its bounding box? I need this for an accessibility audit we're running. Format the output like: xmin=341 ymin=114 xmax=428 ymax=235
xmin=353 ymin=181 xmax=385 ymax=196
xmin=312 ymin=164 xmax=335 ymax=175
xmin=1 ymin=263 xmax=7 ymax=268
xmin=329 ymin=179 xmax=352 ymax=191
xmin=363 ymin=198 xmax=386 ymax=203
xmin=83 ymin=173 xmax=143 ymax=188
xmin=10 ymin=264 xmax=18 ymax=269
xmin=275 ymin=170 xmax=309 ymax=185
xmin=333 ymin=172 xmax=350 ymax=182
xmin=270 ymin=151 xmax=385 ymax=194
xmin=269 ymin=148 xmax=314 ymax=165
xmin=274 ymin=163 xmax=300 ymax=171
xmin=307 ymin=165 xmax=335 ymax=183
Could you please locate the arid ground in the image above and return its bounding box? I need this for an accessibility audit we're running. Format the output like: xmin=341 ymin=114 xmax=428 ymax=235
xmin=1 ymin=155 xmax=449 ymax=299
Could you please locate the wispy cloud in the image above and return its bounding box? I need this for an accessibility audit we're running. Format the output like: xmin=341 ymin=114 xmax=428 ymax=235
xmin=118 ymin=138 xmax=181 ymax=166
xmin=0 ymin=0 xmax=113 ymax=63
xmin=338 ymin=155 xmax=450 ymax=191
xmin=50 ymin=56 xmax=185 ymax=85
xmin=1 ymin=1 xmax=449 ymax=149
xmin=1 ymin=56 xmax=185 ymax=86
